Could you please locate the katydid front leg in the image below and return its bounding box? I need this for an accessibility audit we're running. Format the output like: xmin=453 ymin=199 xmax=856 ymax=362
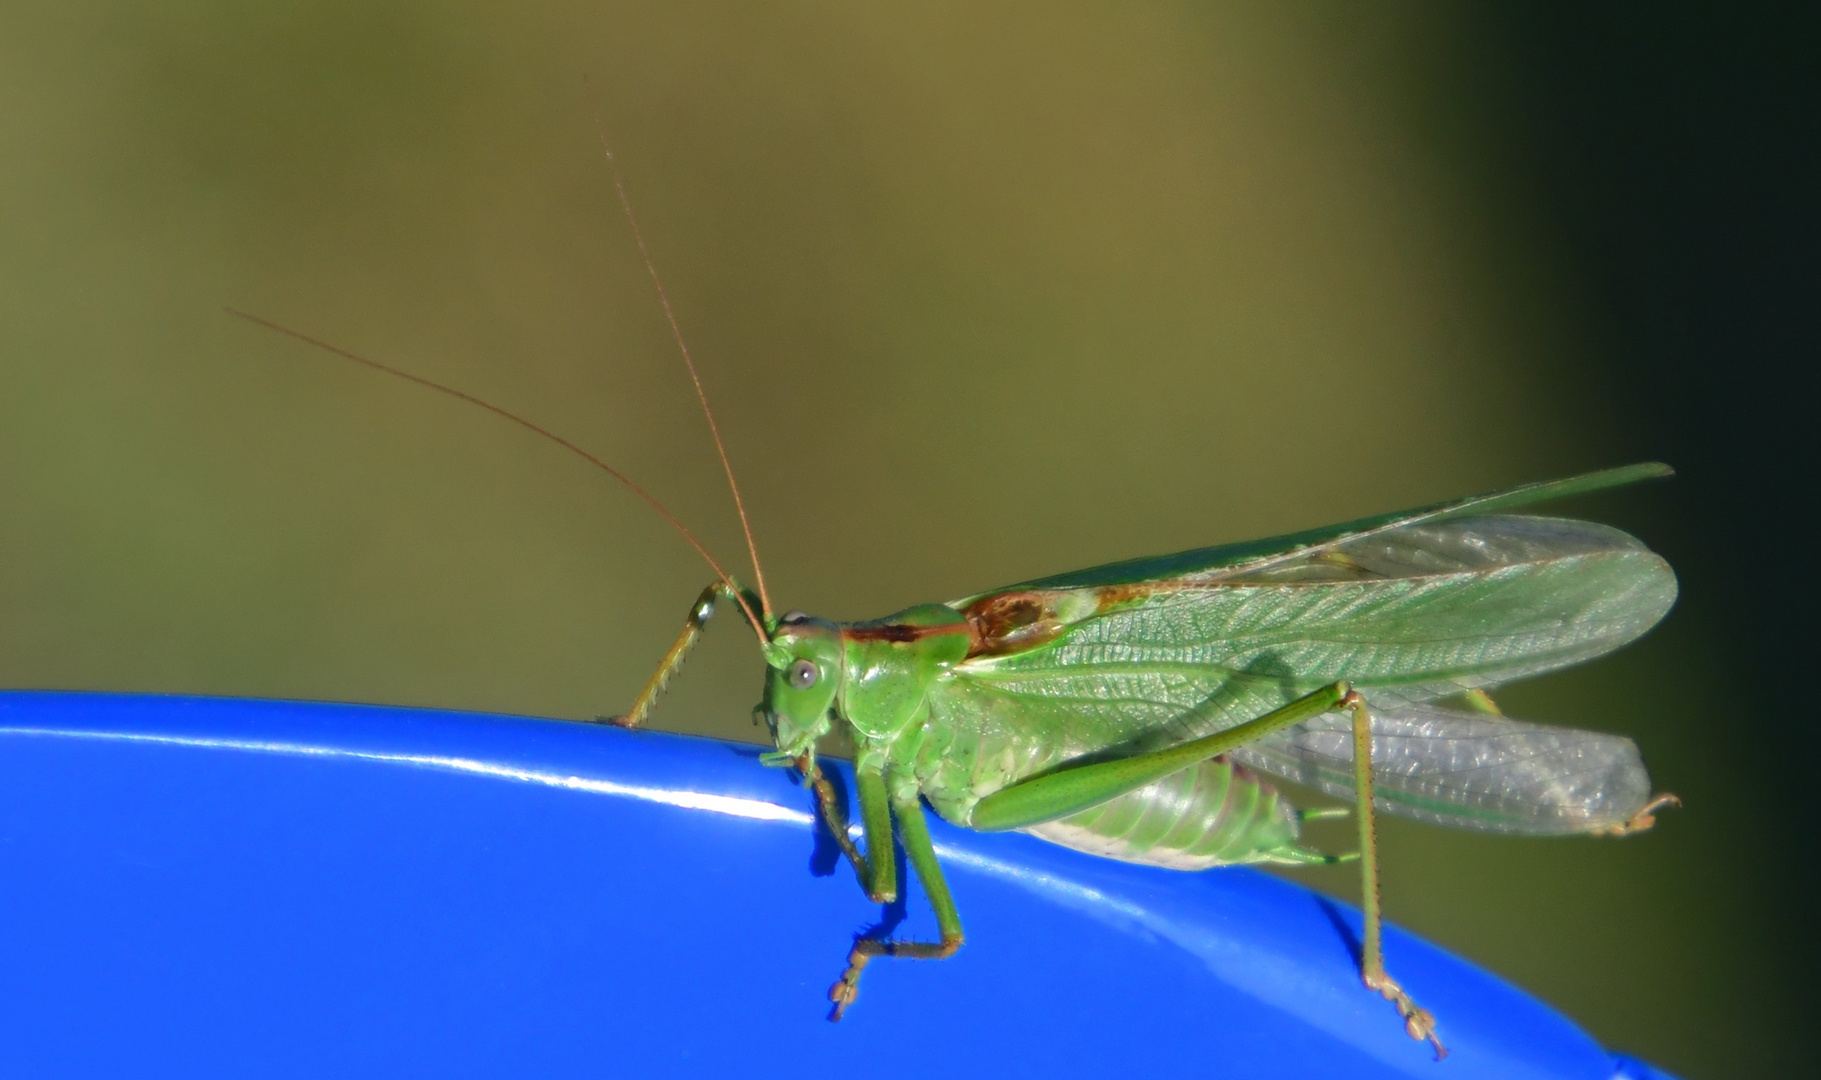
xmin=604 ymin=582 xmax=729 ymax=728
xmin=829 ymin=789 xmax=964 ymax=1021
xmin=801 ymin=758 xmax=869 ymax=887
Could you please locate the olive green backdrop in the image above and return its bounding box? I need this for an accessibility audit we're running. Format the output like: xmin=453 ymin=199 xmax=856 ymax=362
xmin=1 ymin=5 xmax=1807 ymax=1076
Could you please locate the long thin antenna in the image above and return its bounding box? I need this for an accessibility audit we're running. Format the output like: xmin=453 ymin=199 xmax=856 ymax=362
xmin=226 ymin=308 xmax=768 ymax=644
xmin=592 ymin=132 xmax=773 ymax=623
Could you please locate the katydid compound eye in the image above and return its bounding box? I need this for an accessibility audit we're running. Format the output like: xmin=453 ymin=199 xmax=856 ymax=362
xmin=788 ymin=658 xmax=820 ymax=689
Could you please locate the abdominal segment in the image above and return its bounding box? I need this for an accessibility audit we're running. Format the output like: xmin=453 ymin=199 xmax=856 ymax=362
xmin=1020 ymin=755 xmax=1335 ymax=869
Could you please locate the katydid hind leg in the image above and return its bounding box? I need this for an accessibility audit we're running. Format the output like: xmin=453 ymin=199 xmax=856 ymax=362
xmin=604 ymin=582 xmax=728 ymax=728
xmin=969 ymin=681 xmax=1353 ymax=832
xmin=1346 ymin=691 xmax=1447 ymax=1060
xmin=829 ymin=792 xmax=964 ymax=1022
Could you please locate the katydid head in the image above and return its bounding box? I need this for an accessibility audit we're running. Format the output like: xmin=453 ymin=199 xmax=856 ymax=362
xmin=759 ymin=614 xmax=841 ymax=756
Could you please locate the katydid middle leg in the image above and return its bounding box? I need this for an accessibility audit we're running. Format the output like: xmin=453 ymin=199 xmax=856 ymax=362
xmin=828 ymin=789 xmax=964 ymax=1021
xmin=766 ymin=757 xmax=903 ymax=893
xmin=852 ymin=766 xmax=898 ymax=904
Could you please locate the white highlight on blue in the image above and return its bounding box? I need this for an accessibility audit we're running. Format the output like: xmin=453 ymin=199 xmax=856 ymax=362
xmin=0 ymin=726 xmax=813 ymax=825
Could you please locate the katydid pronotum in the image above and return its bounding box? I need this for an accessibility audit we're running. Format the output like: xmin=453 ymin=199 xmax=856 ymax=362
xmin=231 ymin=159 xmax=1676 ymax=1062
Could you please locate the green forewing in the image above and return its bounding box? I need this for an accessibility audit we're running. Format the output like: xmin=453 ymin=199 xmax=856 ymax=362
xmin=909 ymin=490 xmax=1675 ymax=833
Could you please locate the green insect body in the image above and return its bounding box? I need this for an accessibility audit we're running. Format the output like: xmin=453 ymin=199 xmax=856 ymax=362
xmin=769 ymin=604 xmax=1329 ymax=869
xmin=242 ymin=287 xmax=1678 ymax=1062
xmin=610 ymin=463 xmax=1679 ymax=1057
xmin=761 ymin=602 xmax=1327 ymax=870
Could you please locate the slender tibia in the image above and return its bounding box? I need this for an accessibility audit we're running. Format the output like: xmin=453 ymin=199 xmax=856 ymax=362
xmin=603 ymin=583 xmax=729 ymax=728
xmin=828 ymin=793 xmax=964 ymax=1022
xmin=1346 ymin=691 xmax=1447 ymax=1060
xmin=800 ymin=757 xmax=869 ymax=885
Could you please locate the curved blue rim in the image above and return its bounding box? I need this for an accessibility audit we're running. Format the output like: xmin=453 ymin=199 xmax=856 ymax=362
xmin=0 ymin=692 xmax=1673 ymax=1078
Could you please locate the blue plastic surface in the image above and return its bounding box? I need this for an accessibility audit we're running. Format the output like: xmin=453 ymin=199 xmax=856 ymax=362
xmin=0 ymin=692 xmax=1669 ymax=1078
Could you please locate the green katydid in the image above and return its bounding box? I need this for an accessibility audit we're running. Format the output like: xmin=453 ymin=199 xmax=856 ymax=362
xmin=230 ymin=162 xmax=1678 ymax=1062
xmin=610 ymin=462 xmax=1678 ymax=1061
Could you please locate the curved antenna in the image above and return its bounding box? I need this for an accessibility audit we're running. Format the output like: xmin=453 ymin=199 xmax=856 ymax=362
xmin=592 ymin=133 xmax=773 ymax=624
xmin=225 ymin=308 xmax=768 ymax=644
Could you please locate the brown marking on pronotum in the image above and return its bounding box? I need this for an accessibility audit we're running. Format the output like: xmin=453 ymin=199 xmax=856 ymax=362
xmin=842 ymin=622 xmax=973 ymax=645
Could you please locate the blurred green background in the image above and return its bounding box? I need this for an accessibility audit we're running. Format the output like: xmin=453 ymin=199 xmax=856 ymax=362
xmin=1 ymin=4 xmax=1811 ymax=1076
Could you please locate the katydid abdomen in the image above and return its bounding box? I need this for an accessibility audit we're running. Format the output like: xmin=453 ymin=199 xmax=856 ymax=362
xmin=1019 ymin=755 xmax=1333 ymax=869
xmin=897 ymin=675 xmax=1329 ymax=867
